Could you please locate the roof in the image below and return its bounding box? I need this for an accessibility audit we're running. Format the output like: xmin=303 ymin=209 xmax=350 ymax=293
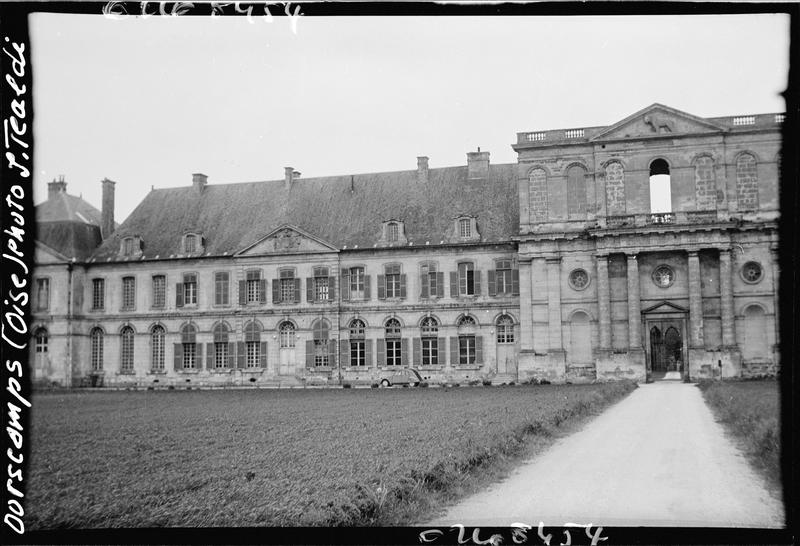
xmin=90 ymin=163 xmax=520 ymax=261
xmin=36 ymin=191 xmax=103 ymax=225
xmin=35 ymin=191 xmax=105 ymax=260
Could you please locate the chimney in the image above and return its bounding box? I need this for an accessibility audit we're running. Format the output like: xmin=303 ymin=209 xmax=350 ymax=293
xmin=467 ymin=147 xmax=490 ymax=179
xmin=285 ymin=167 xmax=296 ymax=190
xmin=417 ymin=156 xmax=429 ymax=183
xmin=192 ymin=173 xmax=208 ymax=192
xmin=47 ymin=175 xmax=67 ymax=200
xmin=101 ymin=178 xmax=116 ymax=239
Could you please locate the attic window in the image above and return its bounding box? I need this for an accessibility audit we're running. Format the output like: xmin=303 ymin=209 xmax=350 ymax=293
xmin=119 ymin=236 xmax=142 ymax=258
xmin=459 ymin=219 xmax=471 ymax=238
xmin=123 ymin=237 xmax=134 ymax=256
xmin=380 ymin=220 xmax=407 ymax=246
xmin=387 ymin=222 xmax=399 ymax=242
xmin=182 ymin=233 xmax=204 ymax=254
xmin=454 ymin=216 xmax=479 ymax=242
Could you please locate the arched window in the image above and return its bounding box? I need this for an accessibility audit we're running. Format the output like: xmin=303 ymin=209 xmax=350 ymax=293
xmin=736 ymin=153 xmax=759 ymax=211
xmin=34 ymin=327 xmax=48 ymax=354
xmin=244 ymin=321 xmax=261 ymax=368
xmin=90 ymin=327 xmax=104 ymax=371
xmin=694 ymin=155 xmax=717 ymax=211
xmin=569 ymin=311 xmax=592 ymax=363
xmin=150 ymin=325 xmax=165 ymax=371
xmin=312 ymin=319 xmax=330 ymax=367
xmin=457 ymin=316 xmax=478 ymax=365
xmin=742 ymin=305 xmax=768 ymax=360
xmin=213 ymin=323 xmax=230 ymax=369
xmin=120 ymin=326 xmax=135 ymax=372
xmin=349 ymin=319 xmax=366 ymax=367
xmin=528 ymin=168 xmax=548 ymax=222
xmin=384 ymin=318 xmax=402 ymax=366
xmin=181 ymin=324 xmax=197 ymax=370
xmin=420 ymin=317 xmax=439 ymax=366
xmin=649 ymin=159 xmax=672 ymax=213
xmin=566 ymin=165 xmax=587 ymax=217
xmin=279 ymin=321 xmax=296 ymax=348
xmin=496 ymin=315 xmax=514 ymax=344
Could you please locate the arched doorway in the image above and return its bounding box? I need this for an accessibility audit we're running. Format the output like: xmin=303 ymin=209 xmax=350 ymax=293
xmin=648 ymin=322 xmax=684 ymax=380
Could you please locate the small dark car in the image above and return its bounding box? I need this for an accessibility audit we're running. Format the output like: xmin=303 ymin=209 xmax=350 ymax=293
xmin=379 ymin=368 xmax=423 ymax=387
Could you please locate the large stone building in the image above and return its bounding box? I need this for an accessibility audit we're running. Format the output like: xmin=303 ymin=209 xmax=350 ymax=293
xmin=30 ymin=104 xmax=782 ymax=387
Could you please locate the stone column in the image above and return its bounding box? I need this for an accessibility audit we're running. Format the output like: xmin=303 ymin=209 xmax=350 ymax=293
xmin=770 ymin=246 xmax=780 ymax=346
xmin=719 ymin=248 xmax=735 ymax=347
xmin=626 ymin=253 xmax=642 ymax=350
xmin=546 ymin=257 xmax=564 ymax=352
xmin=518 ymin=258 xmax=534 ymax=351
xmin=596 ymin=254 xmax=611 ymax=350
xmin=688 ymin=250 xmax=704 ymax=348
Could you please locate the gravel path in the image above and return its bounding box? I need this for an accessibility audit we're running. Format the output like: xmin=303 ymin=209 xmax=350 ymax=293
xmin=426 ymin=382 xmax=784 ymax=528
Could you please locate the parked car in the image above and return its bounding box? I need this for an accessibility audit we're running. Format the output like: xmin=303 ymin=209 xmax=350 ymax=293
xmin=379 ymin=368 xmax=423 ymax=387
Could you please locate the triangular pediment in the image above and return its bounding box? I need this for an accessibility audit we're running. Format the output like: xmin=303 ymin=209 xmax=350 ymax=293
xmin=34 ymin=240 xmax=70 ymax=264
xmin=236 ymin=224 xmax=338 ymax=256
xmin=591 ymin=103 xmax=727 ymax=142
xmin=642 ymin=300 xmax=688 ymax=315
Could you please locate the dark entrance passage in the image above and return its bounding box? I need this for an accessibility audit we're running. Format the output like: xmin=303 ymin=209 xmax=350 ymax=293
xmin=648 ymin=320 xmax=684 ymax=380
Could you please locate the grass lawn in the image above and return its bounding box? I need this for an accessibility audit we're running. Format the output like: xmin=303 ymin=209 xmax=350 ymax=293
xmin=28 ymin=382 xmax=635 ymax=528
xmin=698 ymin=379 xmax=782 ymax=496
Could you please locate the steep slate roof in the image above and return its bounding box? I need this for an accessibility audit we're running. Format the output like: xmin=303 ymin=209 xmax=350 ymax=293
xmin=35 ymin=191 xmax=104 ymax=260
xmin=91 ymin=163 xmax=519 ymax=261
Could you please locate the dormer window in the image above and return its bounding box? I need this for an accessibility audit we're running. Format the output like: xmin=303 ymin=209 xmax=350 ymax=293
xmin=123 ymin=237 xmax=134 ymax=256
xmin=119 ymin=236 xmax=142 ymax=258
xmin=182 ymin=232 xmax=204 ymax=254
xmin=453 ymin=216 xmax=479 ymax=242
xmin=387 ymin=222 xmax=399 ymax=242
xmin=380 ymin=220 xmax=407 ymax=246
xmin=459 ymin=218 xmax=471 ymax=238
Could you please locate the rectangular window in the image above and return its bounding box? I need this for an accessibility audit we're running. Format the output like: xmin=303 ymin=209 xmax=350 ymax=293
xmin=459 ymin=218 xmax=471 ymax=238
xmin=314 ymin=277 xmax=329 ymax=301
xmin=314 ymin=340 xmax=328 ymax=367
xmin=280 ymin=269 xmax=294 ymax=303
xmin=459 ymin=336 xmax=476 ymax=365
xmin=152 ymin=275 xmax=165 ymax=308
xmin=215 ymin=272 xmax=230 ymax=306
xmin=246 ymin=341 xmax=259 ymax=368
xmin=422 ymin=338 xmax=438 ymax=366
xmin=215 ymin=342 xmax=228 ymax=368
xmin=184 ymin=273 xmax=197 ymax=305
xmin=421 ymin=263 xmax=438 ymax=298
xmin=387 ymin=222 xmax=399 ymax=242
xmin=495 ymin=260 xmax=512 ymax=295
xmin=122 ymin=276 xmax=136 ymax=310
xmin=386 ymin=339 xmax=402 ymax=366
xmin=92 ymin=278 xmax=105 ymax=310
xmin=385 ymin=264 xmax=401 ymax=298
xmin=350 ymin=340 xmax=365 ymax=367
xmin=183 ymin=343 xmax=196 ymax=369
xmin=349 ymin=266 xmax=365 ymax=299
xmin=36 ymin=278 xmax=50 ymax=311
xmin=246 ymin=270 xmax=260 ymax=303
xmin=459 ymin=263 xmax=475 ymax=296
xmin=184 ymin=234 xmax=196 ymax=253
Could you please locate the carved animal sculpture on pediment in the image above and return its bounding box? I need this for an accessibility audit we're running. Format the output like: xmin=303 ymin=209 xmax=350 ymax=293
xmin=274 ymin=228 xmax=301 ymax=251
xmin=643 ymin=114 xmax=673 ymax=133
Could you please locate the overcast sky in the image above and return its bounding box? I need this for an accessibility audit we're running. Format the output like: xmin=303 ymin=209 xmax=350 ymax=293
xmin=31 ymin=13 xmax=789 ymax=222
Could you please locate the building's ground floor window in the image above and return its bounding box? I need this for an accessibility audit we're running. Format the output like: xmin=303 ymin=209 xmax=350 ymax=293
xmin=246 ymin=341 xmax=259 ymax=368
xmin=386 ymin=339 xmax=401 ymax=366
xmin=314 ymin=340 xmax=328 ymax=367
xmin=215 ymin=342 xmax=228 ymax=368
xmin=121 ymin=327 xmax=135 ymax=372
xmin=151 ymin=326 xmax=165 ymax=371
xmin=459 ymin=335 xmax=476 ymax=365
xmin=183 ymin=343 xmax=196 ymax=369
xmin=91 ymin=328 xmax=104 ymax=371
xmin=350 ymin=340 xmax=365 ymax=367
xmin=422 ymin=338 xmax=438 ymax=366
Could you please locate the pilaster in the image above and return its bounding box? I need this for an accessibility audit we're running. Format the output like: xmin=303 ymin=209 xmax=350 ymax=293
xmin=687 ymin=250 xmax=704 ymax=348
xmin=546 ymin=256 xmax=564 ymax=353
xmin=626 ymin=253 xmax=642 ymax=350
xmin=596 ymin=254 xmax=611 ymax=350
xmin=719 ymin=248 xmax=735 ymax=346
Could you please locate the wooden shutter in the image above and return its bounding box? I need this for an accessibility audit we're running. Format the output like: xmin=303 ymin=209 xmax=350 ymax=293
xmin=399 ymin=274 xmax=407 ymax=299
xmin=260 ymin=341 xmax=267 ymax=368
xmin=176 ymin=283 xmax=184 ymax=307
xmin=259 ymin=280 xmax=267 ymax=303
xmin=377 ymin=275 xmax=386 ymax=299
xmin=413 ymin=337 xmax=421 ymax=366
xmin=474 ymin=270 xmax=482 ymax=296
xmin=420 ymin=273 xmax=429 ymax=298
xmin=488 ymin=270 xmax=497 ymax=297
xmin=197 ymin=343 xmax=203 ymax=369
xmin=305 ymin=340 xmax=314 ymax=368
xmin=436 ymin=272 xmax=445 ymax=297
xmin=237 ymin=342 xmax=245 ymax=368
xmin=306 ymin=278 xmax=314 ymax=302
xmin=227 ymin=342 xmax=235 ymax=368
xmin=438 ymin=337 xmax=446 ymax=365
xmin=293 ymin=278 xmax=301 ymax=303
xmin=365 ymin=339 xmax=373 ymax=368
xmin=206 ymin=343 xmax=214 ymax=369
xmin=340 ymin=339 xmax=349 ymax=367
xmin=450 ymin=272 xmax=458 ymax=298
xmin=450 ymin=337 xmax=459 ymax=366
xmin=401 ymin=338 xmax=409 ymax=366
xmin=340 ymin=269 xmax=350 ymax=301
xmin=512 ymin=269 xmax=520 ymax=296
xmin=328 ymin=276 xmax=336 ymax=300
xmin=238 ymin=281 xmax=247 ymax=305
xmin=173 ymin=343 xmax=182 ymax=370
xmin=475 ymin=336 xmax=483 ymax=364
xmin=328 ymin=339 xmax=337 ymax=367
xmin=272 ymin=279 xmax=280 ymax=303
xmin=364 ymin=275 xmax=371 ymax=300
xmin=377 ymin=339 xmax=386 ymax=367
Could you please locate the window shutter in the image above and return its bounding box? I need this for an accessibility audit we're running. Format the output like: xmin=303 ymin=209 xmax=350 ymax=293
xmin=365 ymin=339 xmax=373 ymax=367
xmin=272 ymin=279 xmax=280 ymax=303
xmin=260 ymin=341 xmax=267 ymax=368
xmin=401 ymin=338 xmax=409 ymax=366
xmin=259 ymin=280 xmax=267 ymax=303
xmin=399 ymin=274 xmax=407 ymax=299
xmin=512 ymin=269 xmax=520 ymax=296
xmin=475 ymin=336 xmax=483 ymax=364
xmin=305 ymin=340 xmax=314 ymax=368
xmin=450 ymin=337 xmax=459 ymax=366
xmin=364 ymin=275 xmax=371 ymax=300
xmin=488 ymin=270 xmax=497 ymax=297
xmin=340 ymin=269 xmax=350 ymax=301
xmin=377 ymin=275 xmax=386 ymax=300
xmin=438 ymin=337 xmax=447 ymax=365
xmin=328 ymin=276 xmax=336 ymax=300
xmin=237 ymin=342 xmax=245 ymax=368
xmin=377 ymin=339 xmax=386 ymax=366
xmin=176 ymin=283 xmax=184 ymax=307
xmin=227 ymin=342 xmax=235 ymax=368
xmin=420 ymin=273 xmax=429 ymax=299
xmin=197 ymin=343 xmax=203 ymax=369
xmin=328 ymin=339 xmax=337 ymax=367
xmin=293 ymin=278 xmax=301 ymax=303
xmin=413 ymin=337 xmax=421 ymax=366
xmin=436 ymin=272 xmax=445 ymax=297
xmin=340 ymin=339 xmax=349 ymax=367
xmin=306 ymin=278 xmax=314 ymax=302
xmin=474 ymin=270 xmax=482 ymax=296
xmin=238 ymin=281 xmax=247 ymax=305
xmin=173 ymin=343 xmax=183 ymax=370
xmin=206 ymin=343 xmax=214 ymax=369
xmin=450 ymin=272 xmax=458 ymax=298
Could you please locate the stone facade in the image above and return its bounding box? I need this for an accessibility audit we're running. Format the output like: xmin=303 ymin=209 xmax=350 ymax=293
xmin=30 ymin=103 xmax=781 ymax=387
